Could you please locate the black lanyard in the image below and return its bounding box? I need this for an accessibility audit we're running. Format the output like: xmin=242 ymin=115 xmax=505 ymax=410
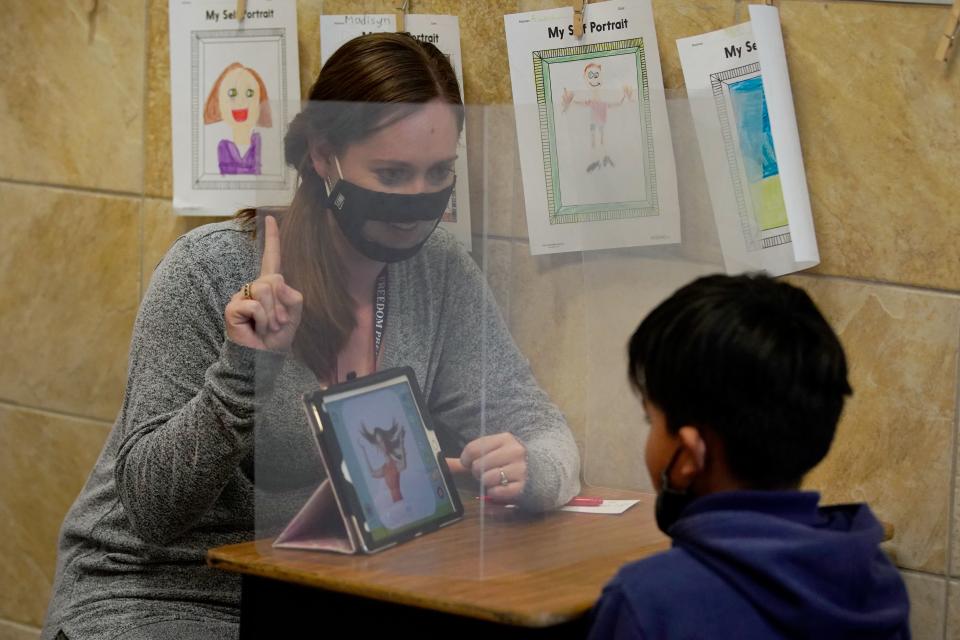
xmin=373 ymin=268 xmax=388 ymax=361
xmin=341 ymin=270 xmax=388 ymax=383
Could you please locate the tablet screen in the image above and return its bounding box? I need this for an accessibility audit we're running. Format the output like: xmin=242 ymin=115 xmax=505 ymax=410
xmin=321 ymin=374 xmax=458 ymax=544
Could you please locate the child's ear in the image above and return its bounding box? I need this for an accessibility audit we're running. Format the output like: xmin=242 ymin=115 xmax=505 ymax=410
xmin=675 ymin=426 xmax=707 ymax=484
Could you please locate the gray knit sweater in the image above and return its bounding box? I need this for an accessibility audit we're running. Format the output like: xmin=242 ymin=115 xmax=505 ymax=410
xmin=41 ymin=221 xmax=580 ymax=639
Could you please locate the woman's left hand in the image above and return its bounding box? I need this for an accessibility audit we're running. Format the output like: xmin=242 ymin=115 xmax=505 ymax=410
xmin=460 ymin=433 xmax=528 ymax=503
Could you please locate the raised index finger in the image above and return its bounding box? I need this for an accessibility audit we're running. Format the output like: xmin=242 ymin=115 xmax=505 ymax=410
xmin=260 ymin=215 xmax=282 ymax=276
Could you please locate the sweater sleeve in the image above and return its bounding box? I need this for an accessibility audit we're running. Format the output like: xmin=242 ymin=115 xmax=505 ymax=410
xmin=113 ymin=233 xmax=285 ymax=545
xmin=427 ymin=240 xmax=581 ymax=511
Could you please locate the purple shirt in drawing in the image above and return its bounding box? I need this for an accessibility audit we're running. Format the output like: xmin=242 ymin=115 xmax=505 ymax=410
xmin=217 ymin=132 xmax=261 ymax=175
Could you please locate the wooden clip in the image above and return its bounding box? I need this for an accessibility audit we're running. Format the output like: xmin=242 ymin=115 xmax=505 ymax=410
xmin=573 ymin=0 xmax=587 ymax=39
xmin=935 ymin=0 xmax=960 ymax=63
xmin=396 ymin=0 xmax=410 ymax=33
xmin=237 ymin=0 xmax=246 ymax=23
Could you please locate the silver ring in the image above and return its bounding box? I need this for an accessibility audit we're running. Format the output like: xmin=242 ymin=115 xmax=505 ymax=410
xmin=498 ymin=469 xmax=509 ymax=486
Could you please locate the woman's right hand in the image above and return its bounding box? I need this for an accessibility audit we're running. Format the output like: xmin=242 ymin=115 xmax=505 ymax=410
xmin=225 ymin=215 xmax=304 ymax=352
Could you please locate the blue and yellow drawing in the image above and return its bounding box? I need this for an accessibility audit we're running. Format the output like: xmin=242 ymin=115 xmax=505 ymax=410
xmin=728 ymin=76 xmax=787 ymax=232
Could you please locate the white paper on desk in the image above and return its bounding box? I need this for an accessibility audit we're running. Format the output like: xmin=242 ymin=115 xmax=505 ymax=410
xmin=677 ymin=6 xmax=818 ymax=276
xmin=561 ymin=499 xmax=640 ymax=515
xmin=504 ymin=0 xmax=680 ymax=255
xmin=169 ymin=0 xmax=301 ymax=216
xmin=319 ymin=14 xmax=472 ymax=250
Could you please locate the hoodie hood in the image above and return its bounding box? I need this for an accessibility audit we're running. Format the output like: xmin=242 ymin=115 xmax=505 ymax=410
xmin=669 ymin=491 xmax=909 ymax=639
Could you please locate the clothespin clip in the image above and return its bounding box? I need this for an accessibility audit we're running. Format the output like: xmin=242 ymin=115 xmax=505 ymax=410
xmin=573 ymin=0 xmax=587 ymax=39
xmin=935 ymin=0 xmax=960 ymax=63
xmin=396 ymin=0 xmax=410 ymax=33
xmin=237 ymin=0 xmax=246 ymax=23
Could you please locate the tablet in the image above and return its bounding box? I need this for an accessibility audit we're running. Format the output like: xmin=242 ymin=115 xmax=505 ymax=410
xmin=302 ymin=367 xmax=463 ymax=553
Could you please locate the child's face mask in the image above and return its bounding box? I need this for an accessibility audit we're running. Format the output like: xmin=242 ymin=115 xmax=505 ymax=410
xmin=655 ymin=446 xmax=696 ymax=534
xmin=324 ymin=156 xmax=455 ymax=263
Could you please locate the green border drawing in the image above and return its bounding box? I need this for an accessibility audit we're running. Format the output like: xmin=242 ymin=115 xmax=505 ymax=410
xmin=533 ymin=38 xmax=659 ymax=225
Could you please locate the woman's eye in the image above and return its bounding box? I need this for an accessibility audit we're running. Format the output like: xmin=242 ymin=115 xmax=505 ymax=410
xmin=245 ymin=88 xmax=255 ymax=98
xmin=427 ymin=166 xmax=454 ymax=185
xmin=227 ymin=88 xmax=237 ymax=98
xmin=375 ymin=169 xmax=407 ymax=185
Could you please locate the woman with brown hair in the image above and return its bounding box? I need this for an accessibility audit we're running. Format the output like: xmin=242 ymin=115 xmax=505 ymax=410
xmin=42 ymin=33 xmax=580 ymax=640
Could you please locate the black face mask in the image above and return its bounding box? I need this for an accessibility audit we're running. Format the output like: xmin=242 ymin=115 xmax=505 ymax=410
xmin=654 ymin=446 xmax=696 ymax=534
xmin=324 ymin=157 xmax=455 ymax=263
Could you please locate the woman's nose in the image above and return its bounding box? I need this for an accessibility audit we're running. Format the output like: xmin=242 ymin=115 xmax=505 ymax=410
xmin=403 ymin=174 xmax=430 ymax=194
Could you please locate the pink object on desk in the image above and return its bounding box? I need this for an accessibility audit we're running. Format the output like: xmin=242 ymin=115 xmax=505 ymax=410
xmin=566 ymin=496 xmax=604 ymax=507
xmin=477 ymin=495 xmax=606 ymax=507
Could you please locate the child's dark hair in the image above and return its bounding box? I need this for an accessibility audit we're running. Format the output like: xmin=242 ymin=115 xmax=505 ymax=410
xmin=628 ymin=273 xmax=852 ymax=489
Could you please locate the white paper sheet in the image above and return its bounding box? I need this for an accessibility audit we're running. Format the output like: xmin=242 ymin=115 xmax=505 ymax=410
xmin=560 ymin=499 xmax=641 ymax=514
xmin=319 ymin=14 xmax=473 ymax=249
xmin=677 ymin=6 xmax=819 ymax=276
xmin=504 ymin=0 xmax=679 ymax=255
xmin=169 ymin=0 xmax=301 ymax=216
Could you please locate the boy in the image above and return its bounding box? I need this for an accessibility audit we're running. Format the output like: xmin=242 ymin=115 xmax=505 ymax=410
xmin=589 ymin=274 xmax=910 ymax=639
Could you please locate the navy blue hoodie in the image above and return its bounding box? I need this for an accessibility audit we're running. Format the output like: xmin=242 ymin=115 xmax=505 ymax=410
xmin=589 ymin=491 xmax=910 ymax=639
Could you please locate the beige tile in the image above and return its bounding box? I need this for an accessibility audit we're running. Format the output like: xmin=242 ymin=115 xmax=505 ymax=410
xmin=579 ymin=252 xmax=717 ymax=490
xmin=796 ymin=276 xmax=960 ymax=573
xmin=0 ymin=183 xmax=139 ymax=422
xmin=475 ymin=105 xmax=529 ymax=239
xmin=297 ymin=0 xmax=323 ymax=98
xmin=949 ymin=580 xmax=960 ymax=640
xmin=954 ymin=443 xmax=960 ymax=576
xmin=902 ymin=572 xmax=946 ymax=640
xmin=473 ymin=235 xmax=514 ymax=318
xmin=142 ymin=199 xmax=223 ymax=296
xmin=463 ymin=105 xmax=488 ymax=239
xmin=0 ymin=1 xmax=145 ymax=192
xmin=459 ymin=0 xmax=519 ymax=105
xmin=0 ymin=405 xmax=111 ymax=628
xmin=483 ymin=237 xmax=722 ymax=489
xmin=653 ymin=0 xmax=736 ymax=90
xmin=144 ymin=0 xmax=172 ymax=198
xmin=777 ymin=1 xmax=960 ymax=291
xmin=0 ymin=619 xmax=39 ymax=640
xmin=484 ymin=238 xmax=589 ymax=459
xmin=666 ymin=96 xmax=725 ymax=267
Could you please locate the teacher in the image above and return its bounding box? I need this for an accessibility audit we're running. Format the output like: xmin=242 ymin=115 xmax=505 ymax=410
xmin=42 ymin=32 xmax=580 ymax=640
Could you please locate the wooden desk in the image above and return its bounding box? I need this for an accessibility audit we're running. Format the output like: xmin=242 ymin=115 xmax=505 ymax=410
xmin=208 ymin=487 xmax=667 ymax=638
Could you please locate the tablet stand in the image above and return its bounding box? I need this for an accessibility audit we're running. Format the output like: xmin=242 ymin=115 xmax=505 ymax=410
xmin=272 ymin=479 xmax=361 ymax=554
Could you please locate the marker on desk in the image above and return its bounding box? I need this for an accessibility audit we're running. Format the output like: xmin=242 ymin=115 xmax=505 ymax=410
xmin=566 ymin=496 xmax=604 ymax=507
xmin=477 ymin=496 xmax=604 ymax=506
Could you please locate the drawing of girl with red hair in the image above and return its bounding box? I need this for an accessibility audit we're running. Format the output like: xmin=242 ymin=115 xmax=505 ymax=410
xmin=203 ymin=62 xmax=272 ymax=175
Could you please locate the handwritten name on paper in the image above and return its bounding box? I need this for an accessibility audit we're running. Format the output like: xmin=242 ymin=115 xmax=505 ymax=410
xmin=342 ymin=15 xmax=392 ymax=28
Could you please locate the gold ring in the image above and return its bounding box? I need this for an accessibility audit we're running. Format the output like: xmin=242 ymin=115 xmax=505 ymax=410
xmin=498 ymin=469 xmax=509 ymax=486
xmin=242 ymin=282 xmax=253 ymax=300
